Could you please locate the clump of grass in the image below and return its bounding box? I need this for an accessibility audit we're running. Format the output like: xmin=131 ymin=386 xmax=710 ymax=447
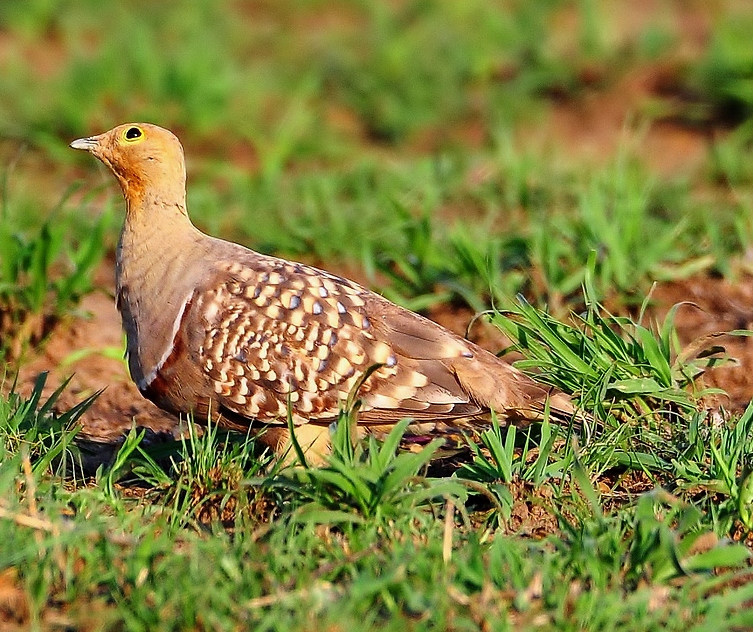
xmin=97 ymin=417 xmax=274 ymax=531
xmin=256 ymin=405 xmax=467 ymax=525
xmin=0 ymin=174 xmax=107 ymax=361
xmin=485 ymin=279 xmax=753 ymax=538
xmin=669 ymin=401 xmax=753 ymax=536
xmin=526 ymin=157 xmax=710 ymax=309
xmin=492 ymin=270 xmax=727 ymax=428
xmin=553 ymin=472 xmax=751 ymax=589
xmin=458 ymin=412 xmax=571 ymax=525
xmin=0 ymin=372 xmax=95 ymax=478
xmin=690 ymin=12 xmax=753 ymax=126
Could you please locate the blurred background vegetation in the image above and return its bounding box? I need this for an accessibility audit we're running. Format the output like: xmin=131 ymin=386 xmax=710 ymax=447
xmin=2 ymin=0 xmax=753 ymax=326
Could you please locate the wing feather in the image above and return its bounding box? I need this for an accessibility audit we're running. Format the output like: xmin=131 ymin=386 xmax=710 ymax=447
xmin=192 ymin=256 xmax=505 ymax=424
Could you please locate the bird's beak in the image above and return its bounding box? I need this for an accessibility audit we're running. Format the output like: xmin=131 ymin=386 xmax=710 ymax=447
xmin=69 ymin=136 xmax=100 ymax=151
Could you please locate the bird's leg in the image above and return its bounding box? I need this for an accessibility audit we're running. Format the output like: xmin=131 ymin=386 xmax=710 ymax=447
xmin=260 ymin=424 xmax=331 ymax=466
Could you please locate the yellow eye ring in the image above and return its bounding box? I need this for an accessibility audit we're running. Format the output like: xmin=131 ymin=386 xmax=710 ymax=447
xmin=122 ymin=126 xmax=144 ymax=143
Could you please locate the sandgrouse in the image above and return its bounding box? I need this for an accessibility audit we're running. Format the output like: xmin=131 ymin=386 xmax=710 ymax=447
xmin=70 ymin=123 xmax=576 ymax=459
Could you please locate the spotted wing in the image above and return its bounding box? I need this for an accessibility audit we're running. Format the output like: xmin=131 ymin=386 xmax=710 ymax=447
xmin=195 ymin=255 xmax=485 ymax=426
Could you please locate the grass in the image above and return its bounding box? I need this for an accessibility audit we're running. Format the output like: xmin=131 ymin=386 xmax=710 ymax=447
xmin=0 ymin=158 xmax=107 ymax=361
xmin=0 ymin=207 xmax=105 ymax=362
xmin=0 ymin=0 xmax=627 ymax=152
xmin=688 ymin=9 xmax=753 ymax=126
xmin=3 ymin=0 xmax=753 ymax=629
xmin=2 ymin=320 xmax=753 ymax=629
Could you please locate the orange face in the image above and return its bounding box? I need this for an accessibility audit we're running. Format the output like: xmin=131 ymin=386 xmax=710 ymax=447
xmin=70 ymin=123 xmax=186 ymax=203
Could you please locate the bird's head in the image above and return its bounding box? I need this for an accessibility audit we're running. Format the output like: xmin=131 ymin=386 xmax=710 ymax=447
xmin=70 ymin=123 xmax=186 ymax=204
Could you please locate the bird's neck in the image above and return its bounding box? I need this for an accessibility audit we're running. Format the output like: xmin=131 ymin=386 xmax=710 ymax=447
xmin=118 ymin=191 xmax=198 ymax=283
xmin=116 ymin=191 xmax=205 ymax=385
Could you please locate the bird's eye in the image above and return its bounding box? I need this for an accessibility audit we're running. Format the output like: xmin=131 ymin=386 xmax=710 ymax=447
xmin=123 ymin=126 xmax=143 ymax=141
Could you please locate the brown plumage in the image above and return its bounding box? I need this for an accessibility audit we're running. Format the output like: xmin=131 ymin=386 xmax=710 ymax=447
xmin=70 ymin=123 xmax=576 ymax=459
